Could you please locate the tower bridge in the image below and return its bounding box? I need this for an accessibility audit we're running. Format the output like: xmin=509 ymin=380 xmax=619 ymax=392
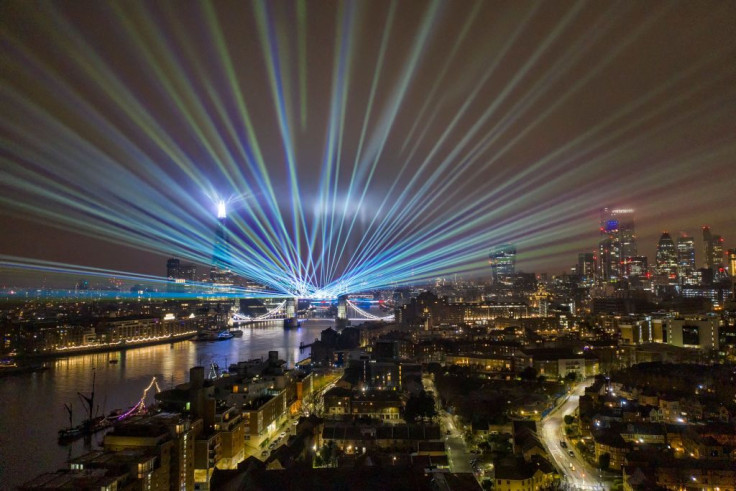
xmin=229 ymin=297 xmax=394 ymax=326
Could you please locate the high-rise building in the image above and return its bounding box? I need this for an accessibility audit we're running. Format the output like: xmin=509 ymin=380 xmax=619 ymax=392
xmin=211 ymin=200 xmax=234 ymax=285
xmin=166 ymin=258 xmax=180 ymax=280
xmin=167 ymin=258 xmax=197 ymax=281
xmin=179 ymin=262 xmax=197 ymax=281
xmin=728 ymin=249 xmax=736 ymax=298
xmin=489 ymin=244 xmax=516 ymax=284
xmin=676 ymin=234 xmax=696 ymax=284
xmin=598 ymin=207 xmax=636 ymax=281
xmin=655 ymin=232 xmax=678 ymax=279
xmin=577 ymin=252 xmax=596 ymax=280
xmin=702 ymin=226 xmax=725 ymax=271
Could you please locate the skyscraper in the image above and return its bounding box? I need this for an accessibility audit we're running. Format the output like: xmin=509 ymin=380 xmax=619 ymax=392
xmin=577 ymin=252 xmax=595 ymax=280
xmin=676 ymin=234 xmax=696 ymax=284
xmin=179 ymin=263 xmax=197 ymax=281
xmin=655 ymin=232 xmax=678 ymax=279
xmin=598 ymin=207 xmax=636 ymax=281
xmin=166 ymin=258 xmax=180 ymax=280
xmin=728 ymin=249 xmax=736 ymax=297
xmin=211 ymin=200 xmax=234 ymax=285
xmin=489 ymin=244 xmax=516 ymax=284
xmin=166 ymin=258 xmax=197 ymax=292
xmin=702 ymin=226 xmax=725 ymax=274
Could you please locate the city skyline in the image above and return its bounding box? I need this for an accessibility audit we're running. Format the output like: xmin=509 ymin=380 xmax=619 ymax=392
xmin=2 ymin=1 xmax=735 ymax=293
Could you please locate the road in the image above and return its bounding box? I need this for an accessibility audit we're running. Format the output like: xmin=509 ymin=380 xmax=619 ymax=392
xmin=423 ymin=376 xmax=473 ymax=474
xmin=540 ymin=380 xmax=607 ymax=490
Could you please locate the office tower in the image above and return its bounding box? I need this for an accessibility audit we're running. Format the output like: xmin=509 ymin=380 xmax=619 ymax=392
xmin=728 ymin=249 xmax=736 ymax=297
xmin=712 ymin=235 xmax=725 ymax=275
xmin=702 ymin=226 xmax=713 ymax=269
xmin=702 ymin=226 xmax=724 ymax=269
xmin=577 ymin=252 xmax=595 ymax=280
xmin=598 ymin=207 xmax=636 ymax=281
xmin=166 ymin=258 xmax=180 ymax=280
xmin=676 ymin=234 xmax=696 ymax=285
xmin=179 ymin=262 xmax=197 ymax=281
xmin=167 ymin=258 xmax=197 ymax=282
xmin=489 ymin=244 xmax=516 ymax=284
xmin=656 ymin=232 xmax=678 ymax=279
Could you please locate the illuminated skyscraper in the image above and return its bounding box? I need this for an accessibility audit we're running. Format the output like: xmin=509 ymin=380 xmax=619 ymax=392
xmin=577 ymin=252 xmax=596 ymax=281
xmin=655 ymin=232 xmax=678 ymax=279
xmin=676 ymin=234 xmax=696 ymax=284
xmin=728 ymin=249 xmax=736 ymax=298
xmin=598 ymin=207 xmax=636 ymax=281
xmin=489 ymin=244 xmax=516 ymax=284
xmin=211 ymin=200 xmax=234 ymax=284
xmin=702 ymin=226 xmax=725 ymax=274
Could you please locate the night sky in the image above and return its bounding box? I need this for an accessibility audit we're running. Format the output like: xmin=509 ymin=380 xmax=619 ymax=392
xmin=1 ymin=1 xmax=735 ymax=290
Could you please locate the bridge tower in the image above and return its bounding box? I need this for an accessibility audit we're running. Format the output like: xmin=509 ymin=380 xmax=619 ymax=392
xmin=284 ymin=298 xmax=299 ymax=329
xmin=336 ymin=294 xmax=349 ymax=329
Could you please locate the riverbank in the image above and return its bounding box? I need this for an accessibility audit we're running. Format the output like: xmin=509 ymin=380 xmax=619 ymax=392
xmin=15 ymin=331 xmax=198 ymax=360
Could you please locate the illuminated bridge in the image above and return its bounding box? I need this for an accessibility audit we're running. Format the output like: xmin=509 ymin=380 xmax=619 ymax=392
xmin=229 ymin=298 xmax=394 ymax=325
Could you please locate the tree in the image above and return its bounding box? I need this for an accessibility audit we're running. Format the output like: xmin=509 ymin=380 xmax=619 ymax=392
xmin=564 ymin=414 xmax=575 ymax=425
xmin=598 ymin=452 xmax=610 ymax=470
xmin=520 ymin=366 xmax=538 ymax=381
xmin=404 ymin=390 xmax=436 ymax=421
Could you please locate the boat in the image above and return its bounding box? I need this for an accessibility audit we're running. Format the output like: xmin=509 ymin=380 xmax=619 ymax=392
xmin=194 ymin=328 xmax=234 ymax=341
xmin=109 ymin=359 xmax=118 ymax=364
xmin=229 ymin=329 xmax=243 ymax=337
xmin=58 ymin=415 xmax=111 ymax=444
xmin=0 ymin=360 xmax=48 ymax=377
xmin=58 ymin=370 xmax=111 ymax=445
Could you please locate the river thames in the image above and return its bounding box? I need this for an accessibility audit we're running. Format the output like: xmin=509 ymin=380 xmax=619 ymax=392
xmin=0 ymin=319 xmax=335 ymax=489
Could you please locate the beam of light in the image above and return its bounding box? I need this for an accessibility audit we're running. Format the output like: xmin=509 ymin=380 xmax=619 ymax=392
xmin=0 ymin=256 xmax=281 ymax=299
xmin=1 ymin=2 xmax=734 ymax=298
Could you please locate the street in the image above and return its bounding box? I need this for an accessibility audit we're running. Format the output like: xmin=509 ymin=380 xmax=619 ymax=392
xmin=539 ymin=380 xmax=607 ymax=490
xmin=423 ymin=375 xmax=473 ymax=474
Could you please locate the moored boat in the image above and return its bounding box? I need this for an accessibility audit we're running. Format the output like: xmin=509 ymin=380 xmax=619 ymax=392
xmin=194 ymin=328 xmax=234 ymax=341
xmin=58 ymin=370 xmax=111 ymax=445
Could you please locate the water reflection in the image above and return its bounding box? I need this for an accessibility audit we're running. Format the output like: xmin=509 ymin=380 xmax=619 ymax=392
xmin=0 ymin=319 xmax=333 ymax=488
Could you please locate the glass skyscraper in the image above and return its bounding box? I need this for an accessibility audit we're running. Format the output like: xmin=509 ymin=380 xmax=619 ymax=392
xmin=598 ymin=207 xmax=636 ymax=281
xmin=489 ymin=244 xmax=516 ymax=284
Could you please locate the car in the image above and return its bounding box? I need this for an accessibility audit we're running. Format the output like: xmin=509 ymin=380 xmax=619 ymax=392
xmin=292 ymin=420 xmax=299 ymax=426
xmin=570 ymin=464 xmax=575 ymax=471
xmin=280 ymin=432 xmax=287 ymax=438
xmin=268 ymin=443 xmax=276 ymax=449
xmin=261 ymin=451 xmax=269 ymax=457
xmin=568 ymin=450 xmax=575 ymax=457
xmin=560 ymin=441 xmax=567 ymax=448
